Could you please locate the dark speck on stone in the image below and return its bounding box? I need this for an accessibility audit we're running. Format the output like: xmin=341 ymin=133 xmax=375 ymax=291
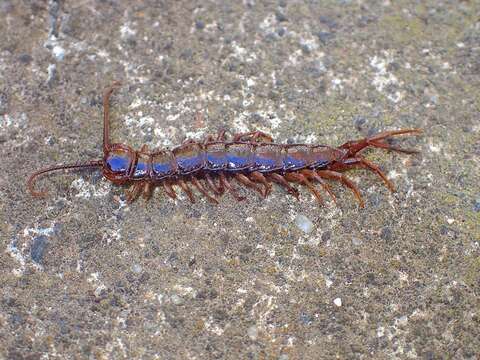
xmin=473 ymin=199 xmax=480 ymax=212
xmin=299 ymin=312 xmax=313 ymax=325
xmin=18 ymin=54 xmax=33 ymax=64
xmin=0 ymin=92 xmax=7 ymax=115
xmin=321 ymin=231 xmax=331 ymax=242
xmin=277 ymin=27 xmax=286 ymax=37
xmin=353 ymin=115 xmax=367 ymax=131
xmin=31 ymin=235 xmax=48 ymax=263
xmin=316 ymin=31 xmax=335 ymax=45
xmin=275 ymin=10 xmax=288 ymax=22
xmin=319 ymin=16 xmax=337 ymax=29
xmin=195 ymin=19 xmax=205 ymax=30
xmin=380 ymin=227 xmax=392 ymax=241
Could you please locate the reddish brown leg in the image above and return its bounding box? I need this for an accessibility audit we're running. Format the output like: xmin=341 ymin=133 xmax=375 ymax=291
xmin=330 ymin=157 xmax=395 ymax=192
xmin=190 ymin=176 xmax=219 ymax=204
xmin=284 ymin=172 xmax=324 ymax=204
xmin=203 ymin=134 xmax=216 ymax=143
xmin=220 ymin=172 xmax=246 ymax=201
xmin=266 ymin=173 xmax=299 ymax=199
xmin=368 ymin=140 xmax=419 ymax=154
xmin=340 ymin=129 xmax=422 ymax=157
xmin=233 ymin=131 xmax=274 ymax=143
xmin=143 ymin=182 xmax=153 ymax=200
xmin=125 ymin=182 xmax=144 ymax=203
xmin=162 ymin=181 xmax=177 ymax=200
xmin=182 ymin=138 xmax=198 ymax=145
xmin=216 ymin=129 xmax=227 ymax=141
xmin=178 ymin=179 xmax=196 ymax=203
xmin=300 ymin=169 xmax=337 ymax=203
xmin=249 ymin=171 xmax=272 ymax=196
xmin=317 ymin=170 xmax=365 ymax=208
xmin=234 ymin=173 xmax=264 ymax=197
xmin=205 ymin=173 xmax=224 ymax=195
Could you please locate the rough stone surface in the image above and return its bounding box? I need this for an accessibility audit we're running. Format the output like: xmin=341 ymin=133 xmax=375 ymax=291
xmin=1 ymin=1 xmax=479 ymax=359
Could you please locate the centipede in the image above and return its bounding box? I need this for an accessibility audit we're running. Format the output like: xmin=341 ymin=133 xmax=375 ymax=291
xmin=28 ymin=82 xmax=422 ymax=206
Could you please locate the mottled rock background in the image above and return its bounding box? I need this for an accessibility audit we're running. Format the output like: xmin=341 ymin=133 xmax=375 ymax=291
xmin=1 ymin=0 xmax=479 ymax=359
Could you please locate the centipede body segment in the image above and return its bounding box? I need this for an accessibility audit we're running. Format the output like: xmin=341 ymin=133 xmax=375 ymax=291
xmin=28 ymin=82 xmax=422 ymax=207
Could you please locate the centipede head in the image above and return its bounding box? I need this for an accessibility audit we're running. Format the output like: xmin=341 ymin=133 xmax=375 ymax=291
xmin=103 ymin=143 xmax=136 ymax=183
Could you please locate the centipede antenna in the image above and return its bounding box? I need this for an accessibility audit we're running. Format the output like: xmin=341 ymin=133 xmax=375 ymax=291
xmin=27 ymin=160 xmax=103 ymax=197
xmin=103 ymin=81 xmax=122 ymax=153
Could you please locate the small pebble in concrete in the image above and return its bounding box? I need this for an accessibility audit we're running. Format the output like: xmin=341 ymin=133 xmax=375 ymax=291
xmin=474 ymin=199 xmax=480 ymax=212
xmin=247 ymin=325 xmax=258 ymax=340
xmin=294 ymin=214 xmax=314 ymax=234
xmin=131 ymin=264 xmax=142 ymax=274
xmin=352 ymin=237 xmax=362 ymax=246
xmin=333 ymin=298 xmax=342 ymax=307
xmin=31 ymin=235 xmax=48 ymax=263
xmin=171 ymin=294 xmax=184 ymax=306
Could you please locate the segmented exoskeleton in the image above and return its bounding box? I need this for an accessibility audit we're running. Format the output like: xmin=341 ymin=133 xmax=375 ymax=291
xmin=28 ymin=83 xmax=422 ymax=206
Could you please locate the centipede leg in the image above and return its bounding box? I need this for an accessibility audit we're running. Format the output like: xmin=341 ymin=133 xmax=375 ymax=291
xmin=234 ymin=173 xmax=264 ymax=198
xmin=190 ymin=176 xmax=219 ymax=204
xmin=125 ymin=182 xmax=144 ymax=203
xmin=284 ymin=172 xmax=324 ymax=204
xmin=216 ymin=129 xmax=227 ymax=141
xmin=178 ymin=179 xmax=196 ymax=203
xmin=182 ymin=138 xmax=198 ymax=145
xmin=249 ymin=171 xmax=272 ymax=197
xmin=331 ymin=157 xmax=395 ymax=192
xmin=317 ymin=170 xmax=365 ymax=208
xmin=340 ymin=129 xmax=422 ymax=157
xmin=143 ymin=182 xmax=153 ymax=200
xmin=220 ymin=173 xmax=246 ymax=201
xmin=233 ymin=131 xmax=274 ymax=143
xmin=299 ymin=169 xmax=337 ymax=203
xmin=266 ymin=173 xmax=299 ymax=199
xmin=205 ymin=173 xmax=224 ymax=195
xmin=162 ymin=181 xmax=177 ymax=200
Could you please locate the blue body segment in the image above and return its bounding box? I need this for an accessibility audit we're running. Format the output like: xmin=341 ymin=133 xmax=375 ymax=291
xmin=152 ymin=162 xmax=174 ymax=177
xmin=205 ymin=143 xmax=228 ymax=170
xmin=282 ymin=145 xmax=312 ymax=170
xmin=206 ymin=152 xmax=228 ymax=170
xmin=133 ymin=161 xmax=149 ymax=178
xmin=175 ymin=155 xmax=205 ymax=174
xmin=173 ymin=144 xmax=205 ymax=175
xmin=252 ymin=144 xmax=283 ymax=172
xmin=106 ymin=154 xmax=130 ymax=173
xmin=225 ymin=143 xmax=253 ymax=170
xmin=283 ymin=155 xmax=308 ymax=170
xmin=152 ymin=151 xmax=176 ymax=179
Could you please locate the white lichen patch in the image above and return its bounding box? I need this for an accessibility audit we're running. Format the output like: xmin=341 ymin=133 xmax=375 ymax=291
xmin=0 ymin=113 xmax=28 ymax=130
xmin=6 ymin=223 xmax=57 ymax=276
xmin=102 ymin=228 xmax=121 ymax=245
xmin=120 ymin=22 xmax=137 ymax=40
xmin=124 ymin=113 xmax=155 ymax=128
xmin=87 ymin=272 xmax=108 ymax=297
xmin=369 ymin=53 xmax=404 ymax=103
xmin=204 ymin=317 xmax=225 ymax=336
xmin=70 ymin=178 xmax=111 ymax=199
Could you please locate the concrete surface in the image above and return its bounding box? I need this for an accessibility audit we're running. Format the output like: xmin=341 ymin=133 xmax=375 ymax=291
xmin=1 ymin=0 xmax=479 ymax=359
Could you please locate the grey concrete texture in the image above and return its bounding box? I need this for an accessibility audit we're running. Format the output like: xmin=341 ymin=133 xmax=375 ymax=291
xmin=1 ymin=0 xmax=479 ymax=358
